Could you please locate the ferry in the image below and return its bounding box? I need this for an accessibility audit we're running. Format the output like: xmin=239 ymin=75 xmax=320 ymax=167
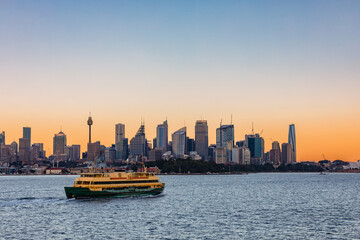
xmin=64 ymin=169 xmax=165 ymax=199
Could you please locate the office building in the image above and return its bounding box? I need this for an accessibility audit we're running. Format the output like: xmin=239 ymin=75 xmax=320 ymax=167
xmin=186 ymin=137 xmax=195 ymax=153
xmin=149 ymin=149 xmax=163 ymax=161
xmin=156 ymin=120 xmax=168 ymax=153
xmin=232 ymin=147 xmax=251 ymax=165
xmin=245 ymin=134 xmax=264 ymax=164
xmin=23 ymin=127 xmax=31 ymax=148
xmin=0 ymin=131 xmax=5 ymax=145
xmin=215 ymin=147 xmax=227 ymax=164
xmin=19 ymin=138 xmax=30 ymax=164
xmin=65 ymin=145 xmax=81 ymax=161
xmin=105 ymin=146 xmax=116 ymax=163
xmin=172 ymin=127 xmax=186 ymax=158
xmin=270 ymin=141 xmax=281 ymax=164
xmin=216 ymin=124 xmax=234 ymax=162
xmin=281 ymin=143 xmax=292 ymax=165
xmin=115 ymin=123 xmax=125 ymax=144
xmin=288 ymin=124 xmax=297 ymax=163
xmin=195 ymin=120 xmax=208 ymax=160
xmin=10 ymin=141 xmax=18 ymax=155
xmin=53 ymin=131 xmax=67 ymax=155
xmin=129 ymin=124 xmax=147 ymax=159
xmin=87 ymin=141 xmax=101 ymax=162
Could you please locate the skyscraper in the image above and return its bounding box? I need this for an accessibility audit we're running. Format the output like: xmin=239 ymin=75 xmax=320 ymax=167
xmin=270 ymin=141 xmax=281 ymax=164
xmin=115 ymin=123 xmax=125 ymax=144
xmin=53 ymin=131 xmax=67 ymax=155
xmin=281 ymin=143 xmax=292 ymax=165
xmin=115 ymin=123 xmax=128 ymax=159
xmin=19 ymin=138 xmax=30 ymax=164
xmin=172 ymin=127 xmax=186 ymax=158
xmin=23 ymin=127 xmax=31 ymax=148
xmin=288 ymin=124 xmax=296 ymax=163
xmin=0 ymin=131 xmax=5 ymax=145
xmin=156 ymin=120 xmax=168 ymax=153
xmin=216 ymin=124 xmax=234 ymax=162
xmin=129 ymin=124 xmax=147 ymax=160
xmin=195 ymin=120 xmax=208 ymax=160
xmin=245 ymin=134 xmax=264 ymax=164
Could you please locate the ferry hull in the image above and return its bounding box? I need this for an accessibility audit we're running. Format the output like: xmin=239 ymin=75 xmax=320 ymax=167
xmin=64 ymin=186 xmax=164 ymax=199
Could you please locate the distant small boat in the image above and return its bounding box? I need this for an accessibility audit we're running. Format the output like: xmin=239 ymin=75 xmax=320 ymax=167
xmin=319 ymin=172 xmax=327 ymax=175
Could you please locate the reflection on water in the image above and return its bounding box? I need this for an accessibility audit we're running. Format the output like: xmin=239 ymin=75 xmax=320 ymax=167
xmin=1 ymin=173 xmax=360 ymax=239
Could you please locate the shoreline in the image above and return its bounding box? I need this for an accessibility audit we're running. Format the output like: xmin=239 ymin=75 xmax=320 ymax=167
xmin=1 ymin=170 xmax=360 ymax=176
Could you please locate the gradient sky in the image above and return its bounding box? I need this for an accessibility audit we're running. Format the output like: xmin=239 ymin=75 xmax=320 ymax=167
xmin=0 ymin=0 xmax=359 ymax=161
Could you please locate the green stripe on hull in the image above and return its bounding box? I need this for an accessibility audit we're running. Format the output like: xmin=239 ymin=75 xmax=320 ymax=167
xmin=64 ymin=187 xmax=164 ymax=199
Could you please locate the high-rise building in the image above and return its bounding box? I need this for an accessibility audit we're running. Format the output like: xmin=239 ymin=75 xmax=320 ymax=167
xmin=23 ymin=127 xmax=31 ymax=148
xmin=208 ymin=144 xmax=216 ymax=162
xmin=232 ymin=147 xmax=251 ymax=165
xmin=115 ymin=123 xmax=125 ymax=144
xmin=0 ymin=131 xmax=5 ymax=145
xmin=186 ymin=137 xmax=195 ymax=153
xmin=87 ymin=141 xmax=101 ymax=162
xmin=270 ymin=141 xmax=281 ymax=164
xmin=245 ymin=134 xmax=264 ymax=164
xmin=281 ymin=143 xmax=292 ymax=165
xmin=10 ymin=141 xmax=18 ymax=155
xmin=172 ymin=127 xmax=186 ymax=158
xmin=105 ymin=146 xmax=116 ymax=163
xmin=195 ymin=120 xmax=208 ymax=160
xmin=130 ymin=124 xmax=147 ymax=160
xmin=215 ymin=148 xmax=227 ymax=164
xmin=216 ymin=124 xmax=234 ymax=162
xmin=115 ymin=123 xmax=128 ymax=159
xmin=65 ymin=145 xmax=80 ymax=161
xmin=33 ymin=143 xmax=45 ymax=158
xmin=53 ymin=131 xmax=67 ymax=155
xmin=30 ymin=144 xmax=41 ymax=161
xmin=19 ymin=138 xmax=30 ymax=164
xmin=116 ymin=138 xmax=128 ymax=160
xmin=156 ymin=120 xmax=168 ymax=153
xmin=288 ymin=124 xmax=296 ymax=163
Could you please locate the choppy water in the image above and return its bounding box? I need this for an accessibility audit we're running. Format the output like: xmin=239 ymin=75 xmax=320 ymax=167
xmin=1 ymin=173 xmax=360 ymax=239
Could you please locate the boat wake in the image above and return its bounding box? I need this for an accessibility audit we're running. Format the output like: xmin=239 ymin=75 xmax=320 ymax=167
xmin=0 ymin=196 xmax=64 ymax=207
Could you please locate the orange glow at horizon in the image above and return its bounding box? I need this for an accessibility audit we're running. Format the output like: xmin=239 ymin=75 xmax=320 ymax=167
xmin=1 ymin=108 xmax=359 ymax=162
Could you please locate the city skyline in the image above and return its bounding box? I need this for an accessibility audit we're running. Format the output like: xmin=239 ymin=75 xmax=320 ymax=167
xmin=0 ymin=116 xmax=354 ymax=162
xmin=1 ymin=1 xmax=359 ymax=161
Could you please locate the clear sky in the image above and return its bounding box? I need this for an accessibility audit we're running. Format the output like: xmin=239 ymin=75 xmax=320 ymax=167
xmin=0 ymin=0 xmax=359 ymax=161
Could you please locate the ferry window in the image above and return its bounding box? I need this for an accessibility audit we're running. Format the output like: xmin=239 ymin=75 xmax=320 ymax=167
xmin=77 ymin=181 xmax=82 ymax=184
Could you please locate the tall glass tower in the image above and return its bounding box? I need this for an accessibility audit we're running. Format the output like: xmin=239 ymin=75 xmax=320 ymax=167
xmin=288 ymin=124 xmax=296 ymax=162
xmin=23 ymin=127 xmax=31 ymax=148
xmin=156 ymin=120 xmax=168 ymax=152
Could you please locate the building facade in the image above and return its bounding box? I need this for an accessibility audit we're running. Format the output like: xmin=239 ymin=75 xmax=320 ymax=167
xmin=195 ymin=120 xmax=208 ymax=160
xmin=156 ymin=120 xmax=168 ymax=153
xmin=245 ymin=134 xmax=264 ymax=164
xmin=23 ymin=127 xmax=31 ymax=148
xmin=53 ymin=131 xmax=67 ymax=155
xmin=129 ymin=124 xmax=147 ymax=159
xmin=216 ymin=125 xmax=234 ymax=162
xmin=288 ymin=124 xmax=296 ymax=163
xmin=281 ymin=143 xmax=292 ymax=165
xmin=172 ymin=127 xmax=186 ymax=158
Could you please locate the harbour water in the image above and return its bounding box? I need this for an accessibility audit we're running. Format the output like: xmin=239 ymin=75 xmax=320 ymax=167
xmin=1 ymin=173 xmax=360 ymax=239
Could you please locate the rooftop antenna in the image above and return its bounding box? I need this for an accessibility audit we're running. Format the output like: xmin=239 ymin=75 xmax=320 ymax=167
xmin=220 ymin=118 xmax=222 ymax=127
xmin=252 ymin=122 xmax=254 ymax=135
xmin=60 ymin=125 xmax=62 ymax=132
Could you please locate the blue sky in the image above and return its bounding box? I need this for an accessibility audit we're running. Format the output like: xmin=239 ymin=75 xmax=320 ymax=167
xmin=0 ymin=0 xmax=359 ymax=160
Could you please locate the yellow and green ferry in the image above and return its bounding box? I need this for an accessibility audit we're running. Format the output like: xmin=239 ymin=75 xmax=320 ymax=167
xmin=64 ymin=170 xmax=165 ymax=199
